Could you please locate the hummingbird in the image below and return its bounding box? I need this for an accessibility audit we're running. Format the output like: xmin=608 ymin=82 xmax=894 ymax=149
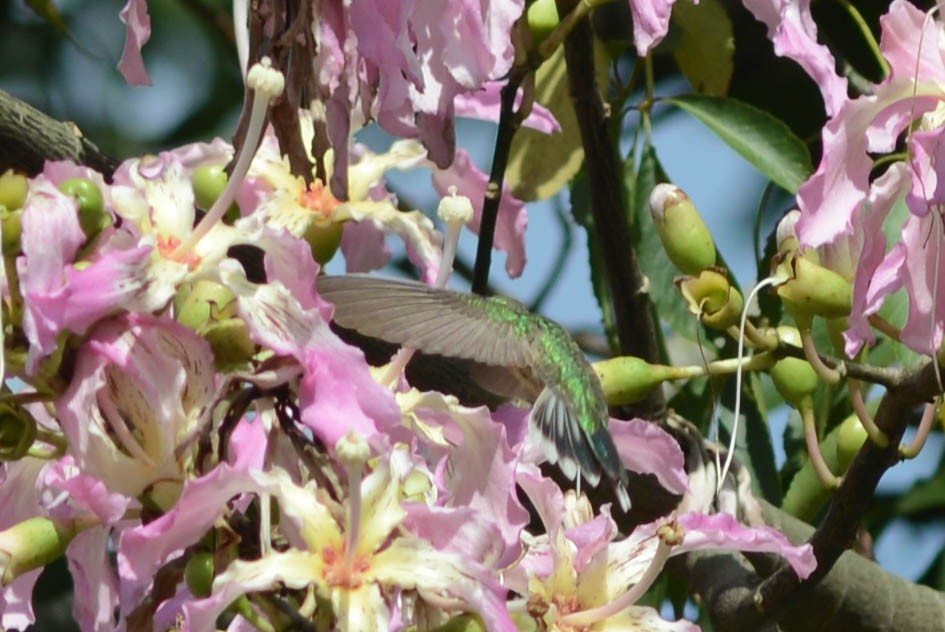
xmin=316 ymin=274 xmax=630 ymax=511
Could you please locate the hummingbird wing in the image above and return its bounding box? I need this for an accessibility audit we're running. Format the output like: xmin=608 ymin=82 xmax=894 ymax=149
xmin=316 ymin=274 xmax=534 ymax=368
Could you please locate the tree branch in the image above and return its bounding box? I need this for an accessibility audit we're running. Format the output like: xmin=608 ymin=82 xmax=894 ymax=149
xmin=0 ymin=89 xmax=118 ymax=178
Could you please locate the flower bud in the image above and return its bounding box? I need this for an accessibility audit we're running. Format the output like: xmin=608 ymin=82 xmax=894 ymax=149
xmin=677 ymin=269 xmax=744 ymax=330
xmin=0 ymin=170 xmax=28 ymax=212
xmin=594 ymin=356 xmax=674 ymax=405
xmin=0 ymin=516 xmax=78 ymax=583
xmin=0 ymin=403 xmax=37 ymax=461
xmin=59 ymin=177 xmax=108 ymax=241
xmin=649 ymin=184 xmax=716 ymax=274
xmin=769 ymin=327 xmax=818 ymax=408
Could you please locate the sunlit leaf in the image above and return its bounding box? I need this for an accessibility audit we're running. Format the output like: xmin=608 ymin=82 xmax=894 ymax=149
xmin=666 ymin=94 xmax=813 ymax=194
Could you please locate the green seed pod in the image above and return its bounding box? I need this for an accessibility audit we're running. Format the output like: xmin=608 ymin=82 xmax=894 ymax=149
xmin=184 ymin=551 xmax=216 ymax=598
xmin=0 ymin=516 xmax=78 ymax=583
xmin=835 ymin=414 xmax=868 ymax=472
xmin=0 ymin=403 xmax=37 ymax=461
xmin=677 ymin=269 xmax=744 ymax=330
xmin=781 ymin=421 xmax=847 ymax=522
xmin=0 ymin=170 xmax=28 ymax=212
xmin=59 ymin=178 xmax=108 ymax=240
xmin=595 ymin=356 xmax=674 ymax=405
xmin=649 ymin=183 xmax=716 ymax=275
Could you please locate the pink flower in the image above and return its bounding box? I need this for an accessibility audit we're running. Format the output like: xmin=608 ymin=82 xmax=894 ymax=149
xmin=795 ymin=1 xmax=945 ymax=355
xmin=56 ymin=314 xmax=217 ymax=504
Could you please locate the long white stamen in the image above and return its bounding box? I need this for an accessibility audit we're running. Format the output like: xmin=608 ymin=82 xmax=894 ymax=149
xmin=336 ymin=433 xmax=370 ymax=565
xmin=717 ymin=276 xmax=778 ymax=493
xmin=558 ymin=521 xmax=683 ymax=626
xmin=174 ymin=57 xmax=284 ymax=258
xmin=233 ymin=0 xmax=250 ymax=78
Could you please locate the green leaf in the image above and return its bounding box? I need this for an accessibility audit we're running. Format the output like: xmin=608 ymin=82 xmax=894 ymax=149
xmin=671 ymin=0 xmax=734 ymax=96
xmin=505 ymin=41 xmax=609 ymax=202
xmin=665 ymin=95 xmax=813 ymax=194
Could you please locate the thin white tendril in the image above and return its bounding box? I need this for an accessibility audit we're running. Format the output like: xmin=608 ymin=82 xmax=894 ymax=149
xmin=717 ymin=276 xmax=779 ymax=494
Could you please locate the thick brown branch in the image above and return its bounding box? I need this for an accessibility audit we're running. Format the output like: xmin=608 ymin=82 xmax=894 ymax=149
xmin=0 ymin=89 xmax=118 ymax=178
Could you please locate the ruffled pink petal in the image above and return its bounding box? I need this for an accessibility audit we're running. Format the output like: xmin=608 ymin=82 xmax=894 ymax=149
xmin=741 ymin=0 xmax=847 ymax=116
xmin=676 ymin=512 xmax=817 ymax=579
xmin=610 ymin=417 xmax=688 ymax=495
xmin=454 ymin=82 xmax=561 ymax=133
xmin=844 ymin=163 xmax=910 ymax=356
xmin=67 ymin=527 xmax=120 ymax=631
xmin=341 ymin=218 xmax=393 ymax=274
xmin=118 ymin=0 xmax=152 ymax=86
xmin=627 ymin=0 xmax=676 ymax=56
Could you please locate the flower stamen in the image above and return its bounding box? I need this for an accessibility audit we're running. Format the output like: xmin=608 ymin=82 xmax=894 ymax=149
xmin=558 ymin=521 xmax=683 ymax=627
xmin=174 ymin=57 xmax=284 ymax=258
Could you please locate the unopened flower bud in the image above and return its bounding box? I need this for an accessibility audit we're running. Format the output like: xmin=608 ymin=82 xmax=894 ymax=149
xmin=649 ymin=184 xmax=716 ymax=274
xmin=175 ymin=281 xmax=254 ymax=367
xmin=0 ymin=403 xmax=37 ymax=461
xmin=0 ymin=516 xmax=78 ymax=583
xmin=594 ymin=356 xmax=675 ymax=405
xmin=677 ymin=269 xmax=744 ymax=330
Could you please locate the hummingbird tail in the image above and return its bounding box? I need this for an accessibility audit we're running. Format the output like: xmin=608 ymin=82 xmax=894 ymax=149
xmin=531 ymin=387 xmax=631 ymax=510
